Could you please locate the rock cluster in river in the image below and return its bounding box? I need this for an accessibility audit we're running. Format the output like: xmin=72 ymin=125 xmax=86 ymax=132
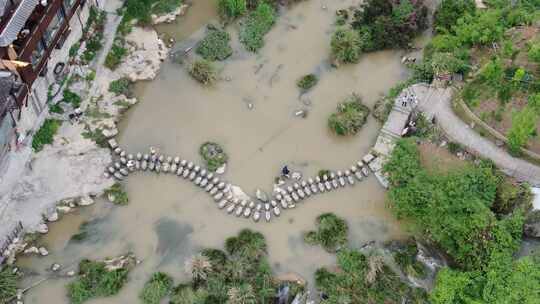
xmin=104 ymin=139 xmax=382 ymax=223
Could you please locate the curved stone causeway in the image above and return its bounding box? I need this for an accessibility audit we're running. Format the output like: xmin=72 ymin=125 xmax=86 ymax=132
xmin=103 ymin=141 xmax=380 ymax=223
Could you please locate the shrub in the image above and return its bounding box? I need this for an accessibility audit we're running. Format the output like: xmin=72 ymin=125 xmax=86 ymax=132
xmin=218 ymin=0 xmax=246 ymax=20
xmin=49 ymin=103 xmax=64 ymax=114
xmin=139 ymin=272 xmax=173 ymax=304
xmin=239 ymin=3 xmax=276 ymax=52
xmin=67 ymin=259 xmax=131 ymax=304
xmin=196 ymin=28 xmax=233 ymax=61
xmin=507 ymin=106 xmax=537 ymax=155
xmin=81 ymin=128 xmax=109 ymax=148
xmin=296 ymin=74 xmax=318 ymax=91
xmin=104 ymin=183 xmax=129 ymax=205
xmin=199 ymin=142 xmax=228 ymax=172
xmin=104 ymin=42 xmax=128 ymax=70
xmin=0 ymin=266 xmax=18 ymax=303
xmin=328 ymin=94 xmax=370 ymax=136
xmin=330 ymin=27 xmax=361 ymax=64
xmin=63 ymin=89 xmax=82 ymax=108
xmin=393 ymin=240 xmax=427 ymax=278
xmin=433 ymin=0 xmax=476 ymax=33
xmin=304 ymin=213 xmax=348 ymax=252
xmin=69 ymin=42 xmax=80 ymax=58
xmin=493 ymin=180 xmax=532 ymax=214
xmin=189 ymin=60 xmax=218 ymax=85
xmin=108 ymin=78 xmax=132 ymax=96
xmin=32 ymin=119 xmax=61 ymax=152
xmin=151 ymin=0 xmax=182 ymax=15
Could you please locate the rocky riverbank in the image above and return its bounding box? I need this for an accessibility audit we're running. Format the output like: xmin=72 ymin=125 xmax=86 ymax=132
xmin=0 ymin=5 xmax=186 ymax=266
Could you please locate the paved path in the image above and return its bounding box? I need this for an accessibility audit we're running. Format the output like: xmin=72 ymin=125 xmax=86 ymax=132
xmin=413 ymin=84 xmax=540 ymax=187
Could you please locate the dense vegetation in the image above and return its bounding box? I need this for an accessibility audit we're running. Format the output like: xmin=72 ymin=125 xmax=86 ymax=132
xmin=139 ymin=272 xmax=174 ymax=304
xmin=330 ymin=0 xmax=428 ymax=64
xmin=63 ymin=89 xmax=82 ymax=108
xmin=32 ymin=119 xmax=62 ymax=152
xmin=384 ymin=139 xmax=539 ymax=303
xmin=315 ymin=248 xmax=428 ymax=303
xmin=304 ymin=213 xmax=348 ymax=252
xmin=169 ymin=229 xmax=304 ymax=303
xmin=122 ymin=0 xmax=183 ymax=25
xmin=0 ymin=266 xmax=18 ymax=303
xmin=196 ymin=27 xmax=233 ymax=61
xmin=80 ymin=7 xmax=106 ymax=64
xmin=218 ymin=0 xmax=246 ymax=20
xmin=328 ymin=94 xmax=370 ymax=136
xmin=189 ymin=60 xmax=218 ymax=85
xmin=199 ymin=142 xmax=228 ymax=172
xmin=67 ymin=259 xmax=132 ymax=304
xmin=239 ymin=3 xmax=276 ymax=52
xmin=392 ymin=240 xmax=427 ymax=279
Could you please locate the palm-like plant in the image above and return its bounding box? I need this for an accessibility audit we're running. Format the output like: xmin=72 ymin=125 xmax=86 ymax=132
xmin=185 ymin=254 xmax=212 ymax=282
xmin=227 ymin=284 xmax=256 ymax=304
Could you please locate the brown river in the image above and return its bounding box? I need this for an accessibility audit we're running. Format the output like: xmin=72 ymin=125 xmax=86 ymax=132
xmin=17 ymin=0 xmax=421 ymax=302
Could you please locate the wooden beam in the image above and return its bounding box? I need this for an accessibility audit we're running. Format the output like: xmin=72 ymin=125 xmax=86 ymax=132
xmin=7 ymin=45 xmax=18 ymax=60
xmin=1 ymin=59 xmax=30 ymax=68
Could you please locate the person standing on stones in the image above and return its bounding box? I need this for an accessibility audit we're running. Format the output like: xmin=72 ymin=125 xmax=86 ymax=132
xmin=282 ymin=165 xmax=290 ymax=178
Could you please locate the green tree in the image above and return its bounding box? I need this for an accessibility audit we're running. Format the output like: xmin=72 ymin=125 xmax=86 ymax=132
xmin=529 ymin=41 xmax=540 ymax=63
xmin=330 ymin=27 xmax=361 ymax=64
xmin=434 ymin=0 xmax=476 ymax=33
xmin=507 ymin=106 xmax=537 ymax=154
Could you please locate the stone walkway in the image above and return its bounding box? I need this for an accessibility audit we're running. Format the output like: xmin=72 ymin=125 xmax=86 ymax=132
xmin=414 ymin=84 xmax=540 ymax=187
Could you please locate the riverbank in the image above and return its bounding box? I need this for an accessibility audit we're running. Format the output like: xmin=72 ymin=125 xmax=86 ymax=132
xmin=0 ymin=0 xmax=186 ymax=265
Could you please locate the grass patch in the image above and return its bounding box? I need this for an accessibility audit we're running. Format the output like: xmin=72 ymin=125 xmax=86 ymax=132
xmin=196 ymin=27 xmax=233 ymax=61
xmin=139 ymin=272 xmax=173 ymax=304
xmin=81 ymin=128 xmax=109 ymax=148
xmin=199 ymin=142 xmax=228 ymax=172
xmin=49 ymin=103 xmax=64 ymax=114
xmin=104 ymin=41 xmax=128 ymax=70
xmin=328 ymin=94 xmax=370 ymax=136
xmin=104 ymin=183 xmax=129 ymax=205
xmin=32 ymin=119 xmax=62 ymax=152
xmin=0 ymin=266 xmax=18 ymax=303
xmin=70 ymin=221 xmax=91 ymax=243
xmin=304 ymin=213 xmax=348 ymax=253
xmin=296 ymin=74 xmax=318 ymax=92
xmin=108 ymin=78 xmax=133 ymax=96
xmin=188 ymin=60 xmax=218 ymax=85
xmin=239 ymin=2 xmax=276 ymax=52
xmin=67 ymin=259 xmax=131 ymax=304
xmin=63 ymin=89 xmax=82 ymax=108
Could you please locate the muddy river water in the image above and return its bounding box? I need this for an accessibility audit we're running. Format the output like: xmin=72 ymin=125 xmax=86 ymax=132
xmin=18 ymin=0 xmax=418 ymax=302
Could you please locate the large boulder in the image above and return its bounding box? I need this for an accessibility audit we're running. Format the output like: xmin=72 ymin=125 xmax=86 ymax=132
xmin=524 ymin=211 xmax=540 ymax=238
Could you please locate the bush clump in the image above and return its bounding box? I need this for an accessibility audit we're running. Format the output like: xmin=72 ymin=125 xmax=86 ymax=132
xmin=196 ymin=27 xmax=233 ymax=61
xmin=304 ymin=213 xmax=348 ymax=252
xmin=433 ymin=0 xmax=476 ymax=34
xmin=217 ymin=0 xmax=246 ymax=20
xmin=139 ymin=272 xmax=174 ymax=304
xmin=296 ymin=74 xmax=318 ymax=91
xmin=0 ymin=266 xmax=18 ymax=303
xmin=199 ymin=142 xmax=228 ymax=172
xmin=67 ymin=259 xmax=131 ymax=304
xmin=393 ymin=240 xmax=427 ymax=279
xmin=328 ymin=94 xmax=370 ymax=136
xmin=108 ymin=78 xmax=133 ymax=96
xmin=104 ymin=183 xmax=129 ymax=205
xmin=32 ymin=119 xmax=62 ymax=152
xmin=239 ymin=3 xmax=276 ymax=52
xmin=170 ymin=229 xmax=304 ymax=303
xmin=330 ymin=27 xmax=362 ymax=64
xmin=189 ymin=60 xmax=218 ymax=85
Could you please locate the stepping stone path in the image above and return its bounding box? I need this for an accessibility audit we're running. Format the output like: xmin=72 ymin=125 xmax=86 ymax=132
xmin=104 ymin=140 xmax=380 ymax=223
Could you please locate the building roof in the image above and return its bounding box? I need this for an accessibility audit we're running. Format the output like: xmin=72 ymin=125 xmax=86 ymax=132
xmin=0 ymin=0 xmax=7 ymax=17
xmin=0 ymin=0 xmax=38 ymax=47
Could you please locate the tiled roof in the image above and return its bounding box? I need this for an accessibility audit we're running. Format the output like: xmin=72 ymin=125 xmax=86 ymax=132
xmin=0 ymin=0 xmax=39 ymax=47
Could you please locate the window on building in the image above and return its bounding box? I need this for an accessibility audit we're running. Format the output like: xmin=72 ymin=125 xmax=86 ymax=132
xmin=63 ymin=0 xmax=75 ymax=13
xmin=30 ymin=40 xmax=46 ymax=67
xmin=43 ymin=9 xmax=65 ymax=46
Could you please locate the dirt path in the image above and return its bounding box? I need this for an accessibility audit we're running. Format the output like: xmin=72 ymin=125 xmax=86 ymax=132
xmin=413 ymin=84 xmax=540 ymax=187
